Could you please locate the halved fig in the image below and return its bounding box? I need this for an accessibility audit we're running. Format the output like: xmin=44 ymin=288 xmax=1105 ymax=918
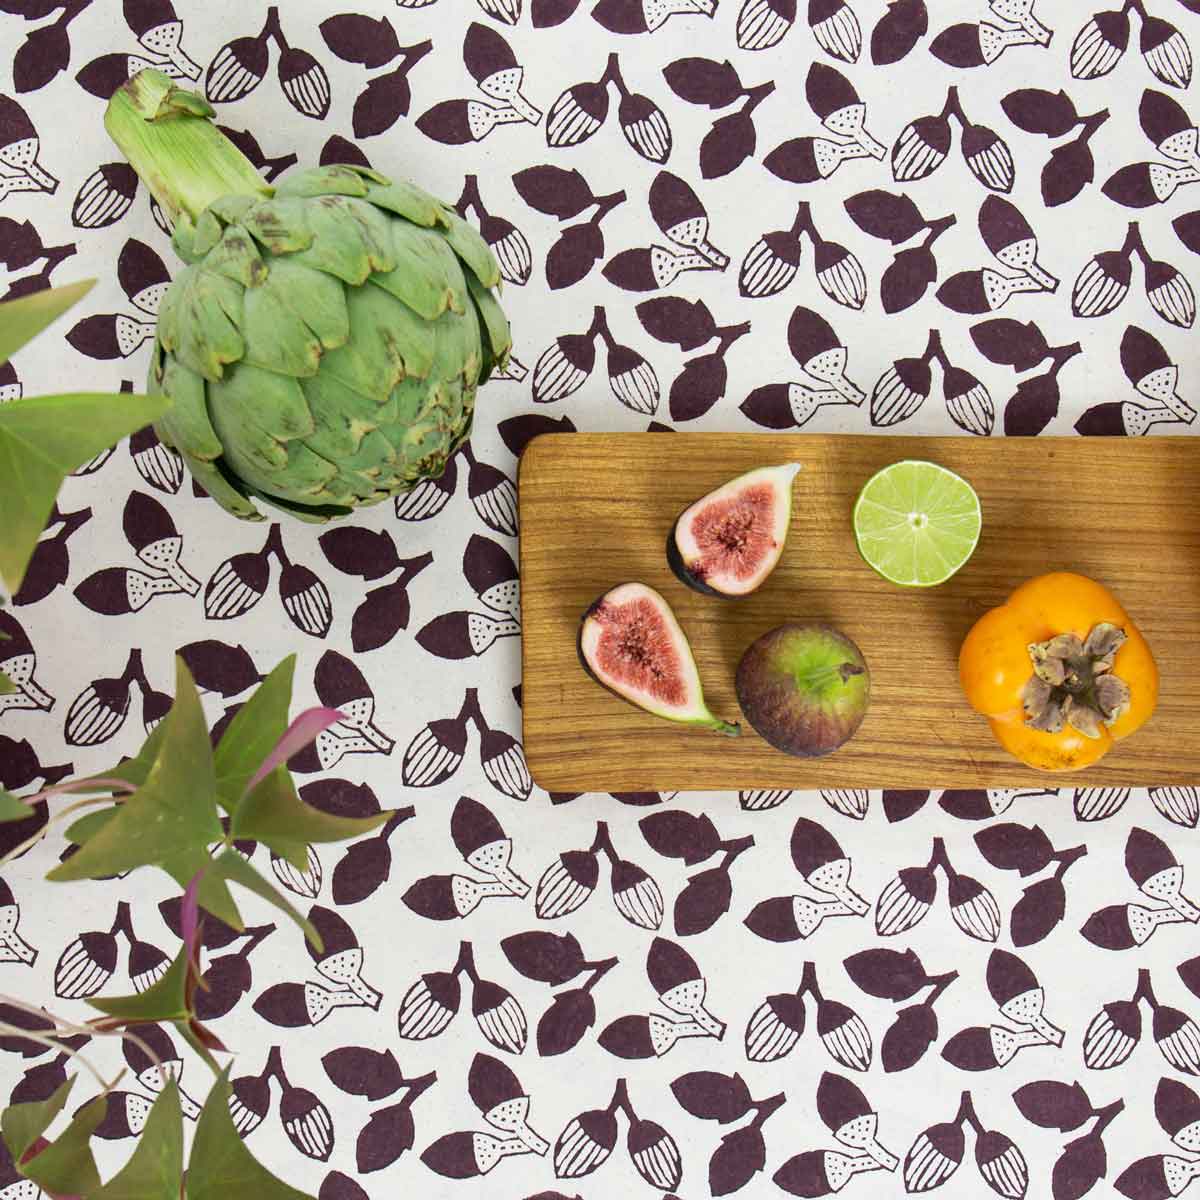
xmin=579 ymin=582 xmax=739 ymax=736
xmin=668 ymin=463 xmax=802 ymax=597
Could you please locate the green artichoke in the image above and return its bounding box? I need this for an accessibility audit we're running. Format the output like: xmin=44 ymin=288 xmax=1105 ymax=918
xmin=105 ymin=70 xmax=510 ymax=522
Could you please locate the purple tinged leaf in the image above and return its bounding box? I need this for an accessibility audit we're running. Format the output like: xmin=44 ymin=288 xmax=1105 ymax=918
xmin=246 ymin=707 xmax=344 ymax=793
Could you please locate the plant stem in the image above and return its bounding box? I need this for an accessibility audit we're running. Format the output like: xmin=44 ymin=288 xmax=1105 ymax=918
xmin=588 ymin=305 xmax=611 ymax=346
xmin=453 ymin=940 xmax=477 ymax=981
xmin=798 ymin=960 xmax=820 ymax=999
xmin=927 ymin=835 xmax=953 ymax=874
xmin=456 ymin=174 xmax=484 ymax=219
xmin=56 ymin=506 xmax=91 ymax=540
xmin=601 ymin=53 xmax=625 ymax=95
xmin=608 ymin=1077 xmax=634 ymax=1119
xmin=460 ymin=439 xmax=477 ymax=467
xmin=262 ymin=522 xmax=287 ymax=566
xmin=742 ymin=80 xmax=775 ymax=115
xmin=381 ymin=806 xmax=416 ymax=840
xmin=111 ymin=900 xmax=134 ymax=941
xmin=714 ymin=322 xmax=752 ymax=358
xmin=104 ymin=69 xmax=270 ymax=226
xmin=1133 ymin=967 xmax=1157 ymax=1009
xmin=1052 ymin=844 xmax=1088 ymax=878
xmin=241 ymin=922 xmax=276 ymax=957
xmin=1049 ymin=342 xmax=1083 ymax=377
xmin=591 ymin=820 xmax=618 ymax=863
xmin=789 ymin=200 xmax=815 ymax=241
xmin=955 ymin=1090 xmax=983 ymax=1134
xmin=923 ymin=329 xmax=952 ymax=371
xmin=1077 ymin=109 xmax=1110 ymax=144
xmin=458 ymin=687 xmax=484 ymax=732
xmin=581 ymin=956 xmax=619 ymax=993
xmin=400 ymin=40 xmax=433 ymax=70
xmin=263 ymin=1044 xmax=286 ymax=1085
xmin=1092 ymin=1098 xmax=1124 ymax=1137
xmin=400 ymin=1069 xmax=437 ymax=1105
xmin=592 ymin=190 xmax=626 ymax=224
xmin=923 ymin=216 xmax=956 ymax=248
xmin=397 ymin=551 xmax=434 ymax=587
xmin=718 ymin=834 xmax=755 ymax=871
xmin=926 ymin=970 xmax=958 ymax=1006
xmin=121 ymin=647 xmax=146 ymax=691
xmin=941 ymin=86 xmax=967 ymax=127
xmin=263 ymin=6 xmax=286 ymax=48
xmin=750 ymin=1091 xmax=786 ymax=1128
xmin=1121 ymin=220 xmax=1146 ymax=262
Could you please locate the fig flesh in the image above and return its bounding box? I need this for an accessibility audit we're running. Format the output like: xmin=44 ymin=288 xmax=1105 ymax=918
xmin=579 ymin=582 xmax=740 ymax=736
xmin=736 ymin=623 xmax=870 ymax=757
xmin=668 ymin=463 xmax=802 ymax=597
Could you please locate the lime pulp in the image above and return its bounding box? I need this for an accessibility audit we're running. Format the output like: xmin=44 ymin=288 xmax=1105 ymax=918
xmin=852 ymin=460 xmax=981 ymax=587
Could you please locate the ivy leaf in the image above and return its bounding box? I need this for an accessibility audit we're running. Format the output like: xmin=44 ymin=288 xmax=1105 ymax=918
xmin=231 ymin=766 xmax=390 ymax=865
xmin=47 ymin=660 xmax=221 ymax=883
xmin=0 ymin=788 xmax=35 ymax=824
xmin=2 ymin=1073 xmax=74 ymax=1162
xmin=88 ymin=944 xmax=189 ymax=1022
xmin=211 ymin=848 xmax=323 ymax=952
xmin=19 ymin=1094 xmax=106 ymax=1196
xmin=90 ymin=1079 xmax=182 ymax=1200
xmin=213 ymin=656 xmax=294 ymax=814
xmin=187 ymin=1067 xmax=310 ymax=1200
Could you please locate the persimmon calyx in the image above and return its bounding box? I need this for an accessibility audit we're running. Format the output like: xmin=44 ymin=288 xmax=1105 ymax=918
xmin=1021 ymin=622 xmax=1132 ymax=739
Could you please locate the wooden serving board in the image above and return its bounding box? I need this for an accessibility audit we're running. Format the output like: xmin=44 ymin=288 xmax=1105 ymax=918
xmin=518 ymin=433 xmax=1200 ymax=791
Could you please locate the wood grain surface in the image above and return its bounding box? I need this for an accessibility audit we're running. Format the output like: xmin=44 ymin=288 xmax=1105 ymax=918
xmin=518 ymin=433 xmax=1200 ymax=791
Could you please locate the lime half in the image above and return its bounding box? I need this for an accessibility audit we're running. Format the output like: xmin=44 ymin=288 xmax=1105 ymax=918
xmin=853 ymin=460 xmax=981 ymax=587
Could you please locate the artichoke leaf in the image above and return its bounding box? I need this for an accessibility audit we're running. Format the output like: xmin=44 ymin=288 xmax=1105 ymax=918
xmin=243 ymin=197 xmax=314 ymax=254
xmin=372 ymin=222 xmax=467 ymax=321
xmin=300 ymin=196 xmax=395 ymax=283
xmin=202 ymin=225 xmax=267 ymax=289
xmin=206 ymin=363 xmax=315 ymax=477
xmin=274 ymin=165 xmax=371 ymax=199
xmin=258 ymin=257 xmax=350 ymax=351
xmin=440 ymin=206 xmax=501 ymax=289
xmin=207 ymin=194 xmax=257 ymax=225
xmin=241 ymin=282 xmax=324 ymax=379
xmin=363 ymin=176 xmax=445 ymax=228
xmin=157 ymin=266 xmax=245 ymax=382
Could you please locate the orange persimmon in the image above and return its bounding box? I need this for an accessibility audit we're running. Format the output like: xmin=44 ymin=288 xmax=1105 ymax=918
xmin=959 ymin=572 xmax=1158 ymax=772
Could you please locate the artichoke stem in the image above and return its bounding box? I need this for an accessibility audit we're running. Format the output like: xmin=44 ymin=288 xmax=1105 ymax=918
xmin=104 ymin=69 xmax=271 ymax=227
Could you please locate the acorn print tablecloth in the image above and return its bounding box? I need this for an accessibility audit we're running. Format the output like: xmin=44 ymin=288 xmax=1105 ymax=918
xmin=2 ymin=1 xmax=1200 ymax=1197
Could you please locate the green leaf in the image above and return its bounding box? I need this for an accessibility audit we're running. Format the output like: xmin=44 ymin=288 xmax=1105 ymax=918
xmin=64 ymin=806 xmax=119 ymax=845
xmin=212 ymin=850 xmax=322 ymax=952
xmin=19 ymin=1094 xmax=105 ymax=1196
xmin=214 ymin=655 xmax=294 ymax=813
xmin=0 ymin=788 xmax=35 ymax=824
xmin=159 ymin=846 xmax=243 ymax=931
xmin=232 ymin=766 xmax=390 ymax=856
xmin=2 ymin=1075 xmax=74 ymax=1162
xmin=90 ymin=1080 xmax=182 ymax=1200
xmin=0 ymin=668 xmax=13 ymax=696
xmin=0 ymin=280 xmax=96 ymax=366
xmin=88 ymin=945 xmax=188 ymax=1022
xmin=176 ymin=1019 xmax=222 ymax=1077
xmin=47 ymin=660 xmax=221 ymax=882
xmin=69 ymin=722 xmax=169 ymax=794
xmin=188 ymin=1068 xmax=312 ymax=1200
xmin=0 ymin=390 xmax=171 ymax=594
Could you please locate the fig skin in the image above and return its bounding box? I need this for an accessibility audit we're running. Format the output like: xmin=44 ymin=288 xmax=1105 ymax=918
xmin=736 ymin=623 xmax=870 ymax=757
xmin=666 ymin=525 xmax=725 ymax=598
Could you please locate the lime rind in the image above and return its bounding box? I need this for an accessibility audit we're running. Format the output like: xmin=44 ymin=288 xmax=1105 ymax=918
xmin=853 ymin=460 xmax=981 ymax=587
